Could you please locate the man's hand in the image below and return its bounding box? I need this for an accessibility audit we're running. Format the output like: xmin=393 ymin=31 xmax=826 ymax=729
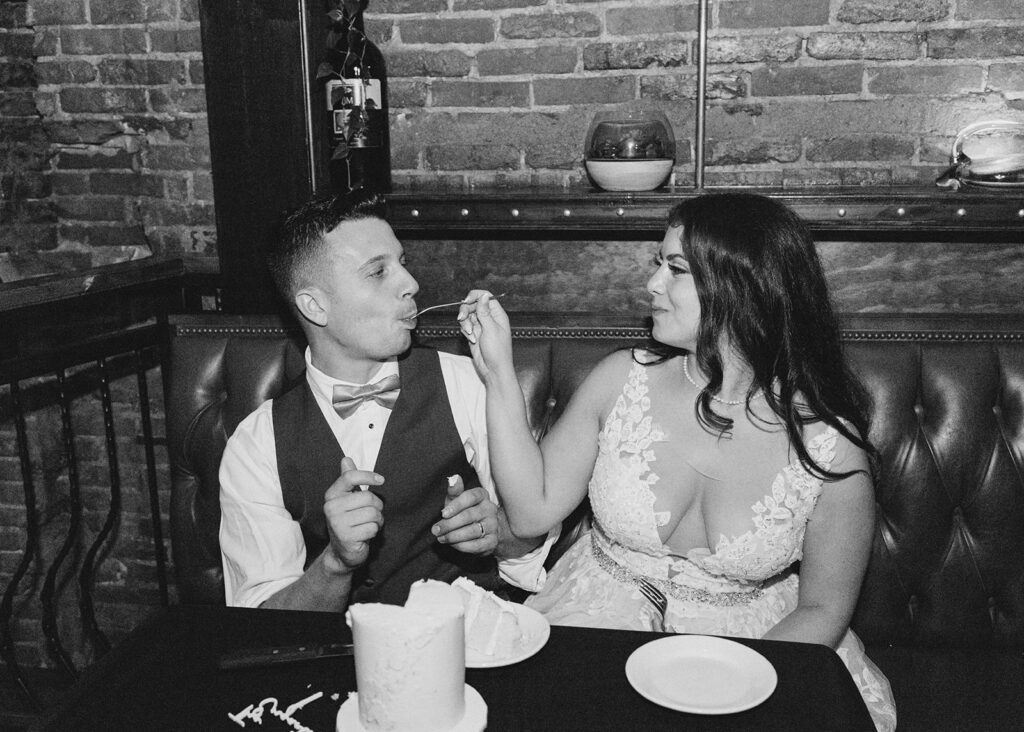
xmin=322 ymin=456 xmax=385 ymax=573
xmin=431 ymin=475 xmax=498 ymax=555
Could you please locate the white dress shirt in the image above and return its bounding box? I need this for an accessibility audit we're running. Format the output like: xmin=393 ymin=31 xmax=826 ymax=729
xmin=219 ymin=347 xmax=554 ymax=608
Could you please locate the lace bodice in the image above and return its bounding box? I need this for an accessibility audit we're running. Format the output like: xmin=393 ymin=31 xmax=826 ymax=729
xmin=589 ymin=359 xmax=837 ymax=585
xmin=530 ymin=359 xmax=896 ymax=732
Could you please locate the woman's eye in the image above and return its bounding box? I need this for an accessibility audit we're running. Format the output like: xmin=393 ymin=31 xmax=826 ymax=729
xmin=652 ymin=255 xmax=664 ymax=267
xmin=369 ymin=267 xmax=385 ymax=278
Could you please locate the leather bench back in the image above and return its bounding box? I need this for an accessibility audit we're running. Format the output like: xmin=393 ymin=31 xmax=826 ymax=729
xmin=844 ymin=330 xmax=1024 ymax=648
xmin=167 ymin=313 xmax=1024 ymax=650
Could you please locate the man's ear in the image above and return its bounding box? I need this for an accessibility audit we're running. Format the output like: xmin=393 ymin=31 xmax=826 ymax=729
xmin=294 ymin=286 xmax=328 ymax=327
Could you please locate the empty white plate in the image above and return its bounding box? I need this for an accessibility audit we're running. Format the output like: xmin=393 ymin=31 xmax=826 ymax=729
xmin=625 ymin=635 xmax=777 ymax=714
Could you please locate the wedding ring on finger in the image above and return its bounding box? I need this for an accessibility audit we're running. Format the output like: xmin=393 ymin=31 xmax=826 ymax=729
xmin=477 ymin=521 xmax=485 ymax=538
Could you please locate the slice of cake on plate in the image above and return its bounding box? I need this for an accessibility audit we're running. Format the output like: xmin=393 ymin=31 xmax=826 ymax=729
xmin=451 ymin=577 xmax=524 ymax=658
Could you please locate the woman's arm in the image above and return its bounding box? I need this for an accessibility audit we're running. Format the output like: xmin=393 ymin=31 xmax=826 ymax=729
xmin=459 ymin=291 xmax=618 ymax=538
xmin=762 ymin=436 xmax=876 ymax=648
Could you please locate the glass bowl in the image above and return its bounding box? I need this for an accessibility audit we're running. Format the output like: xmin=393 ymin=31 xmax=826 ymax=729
xmin=584 ymin=110 xmax=675 ymax=191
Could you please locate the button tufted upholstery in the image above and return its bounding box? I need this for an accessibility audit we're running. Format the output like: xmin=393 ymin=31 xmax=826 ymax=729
xmin=847 ymin=336 xmax=1024 ymax=650
xmin=168 ymin=312 xmax=1024 ymax=730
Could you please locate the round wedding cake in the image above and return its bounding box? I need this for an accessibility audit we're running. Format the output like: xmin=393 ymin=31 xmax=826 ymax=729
xmin=344 ymin=581 xmax=466 ymax=731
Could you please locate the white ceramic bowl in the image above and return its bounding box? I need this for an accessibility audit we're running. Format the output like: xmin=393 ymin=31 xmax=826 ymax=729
xmin=585 ymin=159 xmax=673 ymax=192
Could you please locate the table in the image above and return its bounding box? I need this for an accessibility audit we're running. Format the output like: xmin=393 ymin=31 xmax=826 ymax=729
xmin=45 ymin=605 xmax=874 ymax=731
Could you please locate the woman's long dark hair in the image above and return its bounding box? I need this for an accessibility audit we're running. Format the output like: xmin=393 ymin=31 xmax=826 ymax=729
xmin=648 ymin=192 xmax=874 ymax=482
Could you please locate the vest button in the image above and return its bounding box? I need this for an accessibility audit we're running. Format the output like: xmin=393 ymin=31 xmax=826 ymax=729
xmin=363 ymin=578 xmax=376 ymax=588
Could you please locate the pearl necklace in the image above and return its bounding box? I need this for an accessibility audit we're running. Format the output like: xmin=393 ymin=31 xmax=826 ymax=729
xmin=683 ymin=355 xmax=745 ymax=406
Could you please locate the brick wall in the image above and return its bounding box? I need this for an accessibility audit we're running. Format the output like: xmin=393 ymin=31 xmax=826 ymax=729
xmin=0 ymin=0 xmax=215 ymax=282
xmin=370 ymin=0 xmax=1024 ymax=189
xmin=4 ymin=0 xmax=1024 ymax=278
xmin=0 ymin=0 xmax=196 ymax=693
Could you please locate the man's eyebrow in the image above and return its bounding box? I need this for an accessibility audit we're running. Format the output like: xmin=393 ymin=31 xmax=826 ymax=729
xmin=357 ymin=254 xmax=388 ymax=272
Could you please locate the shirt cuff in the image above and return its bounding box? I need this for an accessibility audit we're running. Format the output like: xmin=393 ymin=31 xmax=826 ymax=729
xmin=224 ymin=575 xmax=299 ymax=609
xmin=495 ymin=525 xmax=560 ymax=592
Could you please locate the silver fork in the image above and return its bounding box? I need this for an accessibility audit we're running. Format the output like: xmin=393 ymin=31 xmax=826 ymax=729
xmin=414 ymin=292 xmax=507 ymax=317
xmin=638 ymin=578 xmax=668 ymax=631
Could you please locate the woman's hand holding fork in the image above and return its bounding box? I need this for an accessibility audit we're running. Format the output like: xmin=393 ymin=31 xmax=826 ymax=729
xmin=457 ymin=290 xmax=515 ymax=388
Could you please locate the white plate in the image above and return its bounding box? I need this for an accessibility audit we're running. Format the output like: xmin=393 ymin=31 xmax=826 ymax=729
xmin=337 ymin=683 xmax=486 ymax=732
xmin=466 ymin=603 xmax=550 ymax=668
xmin=625 ymin=635 xmax=777 ymax=714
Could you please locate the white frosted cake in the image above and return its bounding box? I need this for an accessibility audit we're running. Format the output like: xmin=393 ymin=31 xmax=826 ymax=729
xmin=452 ymin=577 xmax=523 ymax=657
xmin=346 ymin=580 xmax=466 ymax=731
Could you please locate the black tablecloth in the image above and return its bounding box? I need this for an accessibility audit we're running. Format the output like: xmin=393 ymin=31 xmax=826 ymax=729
xmin=46 ymin=605 xmax=874 ymax=731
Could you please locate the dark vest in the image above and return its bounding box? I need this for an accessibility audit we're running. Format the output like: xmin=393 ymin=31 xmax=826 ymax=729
xmin=272 ymin=347 xmax=502 ymax=605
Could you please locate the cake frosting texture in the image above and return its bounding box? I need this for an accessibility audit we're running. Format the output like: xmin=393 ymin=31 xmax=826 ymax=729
xmin=346 ymin=580 xmax=465 ymax=731
xmin=452 ymin=577 xmax=523 ymax=657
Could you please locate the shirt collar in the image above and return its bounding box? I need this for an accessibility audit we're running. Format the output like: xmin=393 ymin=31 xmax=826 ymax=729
xmin=303 ymin=347 xmax=399 ymax=406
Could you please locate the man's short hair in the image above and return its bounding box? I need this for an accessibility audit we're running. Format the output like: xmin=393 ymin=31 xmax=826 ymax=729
xmin=267 ymin=191 xmax=385 ymax=302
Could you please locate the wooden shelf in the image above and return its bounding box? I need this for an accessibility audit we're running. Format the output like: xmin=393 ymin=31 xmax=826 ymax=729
xmin=387 ymin=185 xmax=1024 ymax=238
xmin=0 ymin=257 xmax=186 ymax=313
xmin=4 ymin=187 xmax=1020 ymax=316
xmin=0 ymin=256 xmax=221 ymax=314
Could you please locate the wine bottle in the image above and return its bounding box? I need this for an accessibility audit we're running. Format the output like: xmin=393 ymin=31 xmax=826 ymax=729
xmin=318 ymin=0 xmax=391 ymax=195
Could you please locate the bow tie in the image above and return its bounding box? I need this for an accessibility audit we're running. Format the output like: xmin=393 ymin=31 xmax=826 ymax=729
xmin=331 ymin=374 xmax=401 ymax=419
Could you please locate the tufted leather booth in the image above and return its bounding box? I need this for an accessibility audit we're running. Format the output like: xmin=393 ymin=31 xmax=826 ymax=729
xmin=167 ymin=312 xmax=1024 ymax=730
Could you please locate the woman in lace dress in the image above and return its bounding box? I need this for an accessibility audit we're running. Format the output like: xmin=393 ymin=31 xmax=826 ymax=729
xmin=458 ymin=192 xmax=896 ymax=731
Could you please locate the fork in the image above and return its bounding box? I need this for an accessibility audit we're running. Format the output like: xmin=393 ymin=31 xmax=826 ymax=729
xmin=414 ymin=292 xmax=507 ymax=317
xmin=638 ymin=578 xmax=668 ymax=631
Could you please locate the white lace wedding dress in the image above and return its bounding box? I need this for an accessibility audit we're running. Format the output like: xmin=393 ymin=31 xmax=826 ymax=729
xmin=525 ymin=359 xmax=897 ymax=731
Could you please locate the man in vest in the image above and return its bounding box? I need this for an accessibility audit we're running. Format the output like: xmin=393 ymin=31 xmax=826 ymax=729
xmin=218 ymin=193 xmax=552 ymax=610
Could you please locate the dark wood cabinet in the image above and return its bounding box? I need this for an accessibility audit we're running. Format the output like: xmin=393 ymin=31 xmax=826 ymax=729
xmin=199 ymin=0 xmax=329 ymax=312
